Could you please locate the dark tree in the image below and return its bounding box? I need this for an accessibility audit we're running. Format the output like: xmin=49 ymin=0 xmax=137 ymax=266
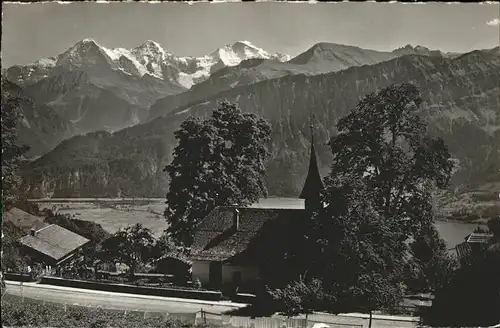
xmin=269 ymin=277 xmax=334 ymax=317
xmin=326 ymin=84 xmax=454 ymax=293
xmin=1 ymin=221 xmax=31 ymax=272
xmin=309 ymin=179 xmax=405 ymax=315
xmin=164 ymin=101 xmax=272 ymax=246
xmin=276 ymin=84 xmax=454 ymax=317
xmin=100 ymin=224 xmax=157 ymax=279
xmin=405 ymin=225 xmax=457 ymax=293
xmin=1 ymin=80 xmax=29 ymax=208
xmin=327 ymin=83 xmax=453 ymax=239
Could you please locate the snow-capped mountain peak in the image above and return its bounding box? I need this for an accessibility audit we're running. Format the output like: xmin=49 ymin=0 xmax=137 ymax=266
xmin=209 ymin=40 xmax=287 ymax=66
xmin=67 ymin=38 xmax=102 ymax=55
xmin=81 ymin=38 xmax=97 ymax=43
xmin=238 ymin=40 xmax=257 ymax=47
xmin=138 ymin=40 xmax=165 ymax=51
xmin=34 ymin=57 xmax=57 ymax=68
xmin=55 ymin=38 xmax=116 ymax=71
xmin=133 ymin=40 xmax=168 ymax=58
xmin=7 ymin=38 xmax=291 ymax=89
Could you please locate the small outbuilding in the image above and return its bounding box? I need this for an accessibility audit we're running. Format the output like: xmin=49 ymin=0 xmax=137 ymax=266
xmin=455 ymin=232 xmax=493 ymax=264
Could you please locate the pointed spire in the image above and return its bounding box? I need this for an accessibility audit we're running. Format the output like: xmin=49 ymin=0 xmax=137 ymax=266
xmin=300 ymin=116 xmax=324 ymax=211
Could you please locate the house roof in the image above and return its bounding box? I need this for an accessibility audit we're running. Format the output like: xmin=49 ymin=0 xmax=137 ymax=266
xmin=466 ymin=232 xmax=493 ymax=244
xmin=191 ymin=203 xmax=307 ymax=263
xmin=4 ymin=207 xmax=49 ymax=234
xmin=19 ymin=224 xmax=90 ymax=262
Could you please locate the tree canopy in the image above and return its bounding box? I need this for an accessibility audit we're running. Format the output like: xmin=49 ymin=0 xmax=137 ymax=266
xmin=269 ymin=277 xmax=334 ymax=317
xmin=1 ymin=80 xmax=30 ymax=208
xmin=272 ymin=84 xmax=454 ymax=316
xmin=100 ymin=223 xmax=159 ymax=279
xmin=164 ymin=101 xmax=272 ymax=246
xmin=327 ymin=83 xmax=453 ymax=239
xmin=404 ymin=224 xmax=456 ymax=293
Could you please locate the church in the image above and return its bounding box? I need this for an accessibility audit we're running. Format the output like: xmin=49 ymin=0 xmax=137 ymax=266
xmin=190 ymin=129 xmax=325 ymax=292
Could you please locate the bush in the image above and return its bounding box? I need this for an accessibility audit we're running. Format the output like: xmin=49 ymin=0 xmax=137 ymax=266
xmin=1 ymin=295 xmax=215 ymax=327
xmin=1 ymin=221 xmax=33 ymax=272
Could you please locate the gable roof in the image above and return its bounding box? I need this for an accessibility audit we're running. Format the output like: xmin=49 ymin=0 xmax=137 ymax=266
xmin=4 ymin=207 xmax=49 ymax=234
xmin=466 ymin=232 xmax=493 ymax=244
xmin=191 ymin=201 xmax=306 ymax=263
xmin=19 ymin=224 xmax=90 ymax=262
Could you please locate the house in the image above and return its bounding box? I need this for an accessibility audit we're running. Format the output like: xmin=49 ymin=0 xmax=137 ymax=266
xmin=190 ymin=127 xmax=324 ymax=291
xmin=455 ymin=232 xmax=493 ymax=264
xmin=19 ymin=224 xmax=90 ymax=267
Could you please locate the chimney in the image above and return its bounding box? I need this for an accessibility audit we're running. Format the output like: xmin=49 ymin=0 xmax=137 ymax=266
xmin=30 ymin=228 xmax=37 ymax=237
xmin=233 ymin=208 xmax=240 ymax=231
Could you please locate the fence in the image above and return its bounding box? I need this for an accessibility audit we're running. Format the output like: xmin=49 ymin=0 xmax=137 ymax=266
xmin=4 ymin=293 xmax=420 ymax=328
xmin=3 ymin=294 xmax=198 ymax=324
xmin=200 ymin=310 xmax=419 ymax=328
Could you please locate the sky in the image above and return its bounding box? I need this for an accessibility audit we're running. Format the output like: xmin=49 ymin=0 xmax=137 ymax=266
xmin=2 ymin=2 xmax=499 ymax=68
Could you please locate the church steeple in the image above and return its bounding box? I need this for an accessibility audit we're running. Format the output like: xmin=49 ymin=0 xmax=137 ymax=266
xmin=300 ymin=120 xmax=324 ymax=212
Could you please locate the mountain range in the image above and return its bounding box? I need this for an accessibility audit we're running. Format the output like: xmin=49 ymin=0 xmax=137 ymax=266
xmin=5 ymin=39 xmax=290 ymax=140
xmin=148 ymin=43 xmax=444 ymax=121
xmin=6 ymin=40 xmax=450 ymax=149
xmin=10 ymin=39 xmax=498 ymax=218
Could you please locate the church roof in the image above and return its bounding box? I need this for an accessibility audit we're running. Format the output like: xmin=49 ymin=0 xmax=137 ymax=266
xmin=191 ymin=202 xmax=307 ymax=263
xmin=300 ymin=133 xmax=324 ymax=200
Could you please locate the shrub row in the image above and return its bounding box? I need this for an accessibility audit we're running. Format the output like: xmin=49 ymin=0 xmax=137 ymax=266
xmin=4 ymin=272 xmax=35 ymax=282
xmin=40 ymin=276 xmax=223 ymax=301
xmin=1 ymin=295 xmax=213 ymax=328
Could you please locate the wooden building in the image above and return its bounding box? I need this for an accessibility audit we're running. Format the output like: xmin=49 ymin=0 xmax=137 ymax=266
xmin=19 ymin=224 xmax=90 ymax=267
xmin=190 ymin=129 xmax=324 ymax=292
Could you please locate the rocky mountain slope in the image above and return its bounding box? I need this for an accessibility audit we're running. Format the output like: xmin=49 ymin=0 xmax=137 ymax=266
xmin=148 ymin=43 xmax=443 ymax=120
xmin=23 ymin=70 xmax=147 ymax=134
xmin=21 ymin=50 xmax=500 ymax=204
xmin=3 ymin=80 xmax=73 ymax=157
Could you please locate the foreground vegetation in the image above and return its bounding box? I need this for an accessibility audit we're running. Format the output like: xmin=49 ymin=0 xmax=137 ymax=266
xmin=1 ymin=295 xmax=211 ymax=328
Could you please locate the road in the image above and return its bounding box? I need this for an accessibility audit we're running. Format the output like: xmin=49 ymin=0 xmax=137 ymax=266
xmin=4 ymin=282 xmax=428 ymax=327
xmin=4 ymin=281 xmax=247 ymax=314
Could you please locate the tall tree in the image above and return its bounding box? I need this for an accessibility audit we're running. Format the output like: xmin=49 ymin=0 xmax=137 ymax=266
xmin=270 ymin=179 xmax=405 ymax=320
xmin=275 ymin=84 xmax=454 ymax=317
xmin=1 ymin=80 xmax=29 ymax=208
xmin=327 ymin=83 xmax=453 ymax=240
xmin=311 ymin=179 xmax=405 ymax=314
xmin=1 ymin=80 xmax=31 ymax=295
xmin=269 ymin=277 xmax=334 ymax=317
xmin=405 ymin=225 xmax=457 ymax=293
xmin=164 ymin=101 xmax=272 ymax=246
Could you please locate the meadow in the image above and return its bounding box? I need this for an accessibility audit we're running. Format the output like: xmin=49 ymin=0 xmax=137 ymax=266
xmin=34 ymin=198 xmax=169 ymax=237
